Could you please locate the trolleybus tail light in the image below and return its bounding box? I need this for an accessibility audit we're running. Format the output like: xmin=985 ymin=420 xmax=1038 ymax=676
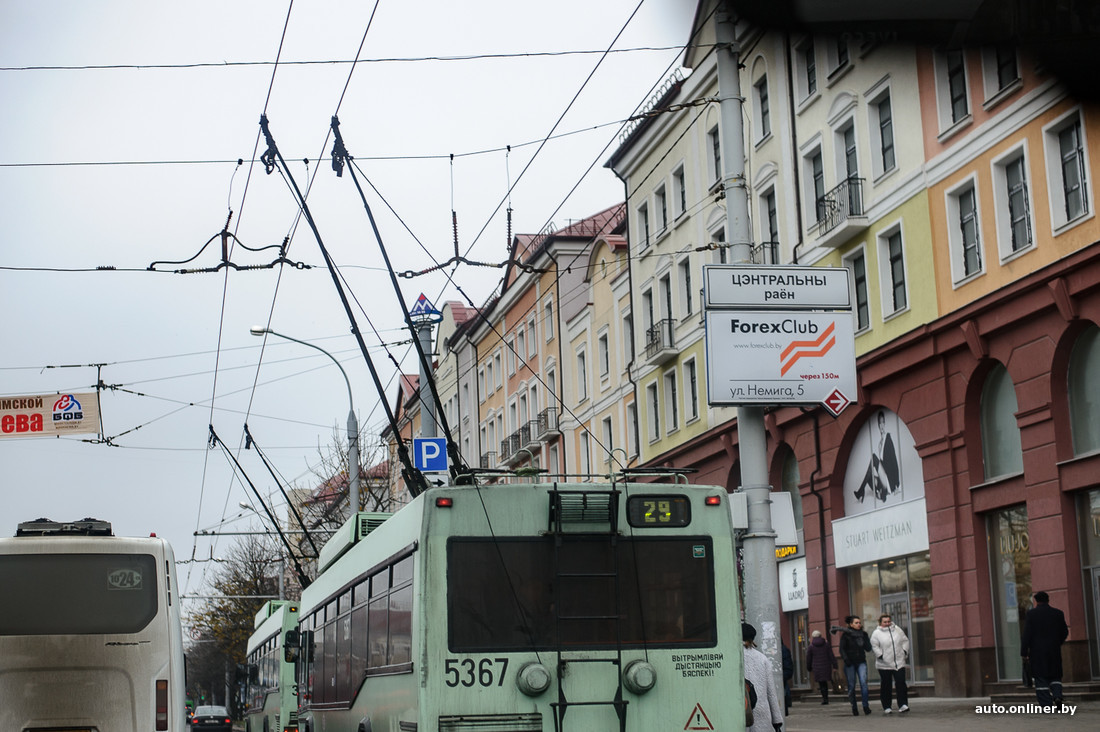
xmin=704 ymin=495 xmax=722 ymax=506
xmin=435 ymin=497 xmax=454 ymax=508
xmin=155 ymin=679 xmax=168 ymax=730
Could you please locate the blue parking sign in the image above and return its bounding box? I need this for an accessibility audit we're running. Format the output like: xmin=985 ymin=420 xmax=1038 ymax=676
xmin=413 ymin=437 xmax=448 ymax=472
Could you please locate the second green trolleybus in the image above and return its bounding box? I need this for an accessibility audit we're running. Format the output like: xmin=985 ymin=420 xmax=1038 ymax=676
xmin=293 ymin=479 xmax=746 ymax=732
xmin=246 ymin=600 xmax=301 ymax=732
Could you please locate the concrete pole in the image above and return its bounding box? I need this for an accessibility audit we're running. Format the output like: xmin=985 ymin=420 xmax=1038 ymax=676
xmin=716 ymin=9 xmax=783 ymax=704
xmin=416 ymin=320 xmax=438 ymax=439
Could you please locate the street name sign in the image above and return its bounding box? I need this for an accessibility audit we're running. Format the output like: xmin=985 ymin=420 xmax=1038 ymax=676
xmin=704 ymin=265 xmax=852 ymax=309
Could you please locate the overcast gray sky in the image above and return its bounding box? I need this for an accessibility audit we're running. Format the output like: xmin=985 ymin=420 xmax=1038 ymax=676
xmin=0 ymin=0 xmax=695 ymax=606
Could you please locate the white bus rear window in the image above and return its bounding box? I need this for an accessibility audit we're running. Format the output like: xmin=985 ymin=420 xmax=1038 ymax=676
xmin=0 ymin=553 xmax=159 ymax=635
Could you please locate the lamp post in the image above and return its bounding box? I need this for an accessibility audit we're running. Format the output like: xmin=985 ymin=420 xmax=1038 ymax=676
xmin=250 ymin=326 xmax=360 ymax=521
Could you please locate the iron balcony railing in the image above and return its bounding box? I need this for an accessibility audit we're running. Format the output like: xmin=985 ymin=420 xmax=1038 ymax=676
xmin=479 ymin=451 xmax=496 ymax=469
xmin=752 ymin=241 xmax=780 ymax=264
xmin=645 ymin=318 xmax=675 ymax=361
xmin=813 ymin=177 xmax=865 ymax=237
xmin=535 ymin=407 xmax=558 ymax=439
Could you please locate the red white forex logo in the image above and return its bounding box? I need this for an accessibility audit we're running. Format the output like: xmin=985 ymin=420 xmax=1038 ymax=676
xmin=779 ymin=321 xmax=836 ymax=375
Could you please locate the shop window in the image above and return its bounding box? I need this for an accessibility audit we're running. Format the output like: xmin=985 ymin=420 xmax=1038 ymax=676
xmin=987 ymin=506 xmax=1031 ymax=680
xmin=1076 ymin=489 xmax=1100 ymax=676
xmin=847 ymin=554 xmax=934 ymax=682
xmin=1069 ymin=325 xmax=1100 ymax=455
xmin=980 ymin=364 xmax=1024 ymax=480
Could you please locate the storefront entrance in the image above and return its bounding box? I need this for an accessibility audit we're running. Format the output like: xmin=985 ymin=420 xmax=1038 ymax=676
xmin=987 ymin=505 xmax=1031 ymax=681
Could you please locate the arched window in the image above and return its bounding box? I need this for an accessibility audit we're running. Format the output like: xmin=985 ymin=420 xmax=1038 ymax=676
xmin=1069 ymin=325 xmax=1100 ymax=455
xmin=981 ymin=364 xmax=1024 ymax=479
xmin=781 ymin=450 xmax=804 ymax=536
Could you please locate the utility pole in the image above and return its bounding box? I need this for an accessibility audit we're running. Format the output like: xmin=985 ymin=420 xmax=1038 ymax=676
xmin=715 ymin=8 xmax=783 ymax=701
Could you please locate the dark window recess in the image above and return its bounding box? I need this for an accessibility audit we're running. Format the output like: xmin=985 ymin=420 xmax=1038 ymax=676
xmin=447 ymin=537 xmax=717 ymax=652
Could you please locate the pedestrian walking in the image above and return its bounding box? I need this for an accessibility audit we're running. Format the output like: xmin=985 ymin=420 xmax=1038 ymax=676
xmin=1021 ymin=590 xmax=1069 ymax=704
xmin=743 ymin=622 xmax=784 ymax=732
xmin=835 ymin=615 xmax=872 ymax=716
xmin=870 ymin=614 xmax=909 ymax=714
xmin=806 ymin=630 xmax=837 ymax=705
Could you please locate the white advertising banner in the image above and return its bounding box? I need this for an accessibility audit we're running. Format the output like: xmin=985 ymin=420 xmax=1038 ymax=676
xmin=778 ymin=556 xmax=809 ymax=612
xmin=0 ymin=392 xmax=101 ymax=438
xmin=704 ymin=310 xmax=857 ymax=407
xmin=831 ymin=497 xmax=930 ymax=568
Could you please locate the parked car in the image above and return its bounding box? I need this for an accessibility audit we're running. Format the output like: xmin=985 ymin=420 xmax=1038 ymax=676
xmin=190 ymin=705 xmax=232 ymax=732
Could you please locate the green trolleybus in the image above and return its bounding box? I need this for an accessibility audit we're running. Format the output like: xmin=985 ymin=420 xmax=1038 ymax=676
xmin=294 ymin=480 xmax=745 ymax=732
xmin=0 ymin=517 xmax=187 ymax=732
xmin=246 ymin=600 xmax=301 ymax=732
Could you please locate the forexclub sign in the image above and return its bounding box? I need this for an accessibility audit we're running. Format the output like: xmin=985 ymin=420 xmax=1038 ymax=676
xmin=704 ymin=266 xmax=857 ymax=413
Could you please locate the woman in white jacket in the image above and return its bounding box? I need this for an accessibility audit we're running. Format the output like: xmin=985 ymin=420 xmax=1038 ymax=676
xmin=869 ymin=614 xmax=910 ymax=714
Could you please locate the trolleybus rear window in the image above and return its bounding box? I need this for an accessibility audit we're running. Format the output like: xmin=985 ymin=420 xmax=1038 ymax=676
xmin=448 ymin=537 xmax=717 ymax=651
xmin=0 ymin=553 xmax=159 ymax=635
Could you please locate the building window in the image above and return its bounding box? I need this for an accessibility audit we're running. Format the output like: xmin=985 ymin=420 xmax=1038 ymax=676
xmin=478 ymin=368 xmax=486 ymax=401
xmin=867 ymin=88 xmax=896 ymax=178
xmin=659 ymin=274 xmax=673 ymax=321
xmin=598 ymin=333 xmax=610 ymax=378
xmin=638 ymin=203 xmax=650 ymax=248
xmin=647 ymin=383 xmax=660 ymax=441
xmin=993 ymin=152 xmax=1033 ymax=256
xmin=947 ymin=180 xmax=984 ymax=282
xmin=959 ymin=186 xmax=982 ymax=277
xmin=517 ymin=329 xmax=527 ymax=364
xmin=946 ymin=50 xmax=968 ymax=125
xmin=1060 ymin=119 xmax=1089 ymax=222
xmin=1069 ymin=325 xmax=1100 ymax=455
xmin=678 ymin=260 xmax=693 ymax=317
xmin=577 ymin=350 xmax=588 ymax=401
xmin=674 ymin=166 xmax=687 ymax=217
xmin=623 ymin=313 xmax=635 ymax=363
xmin=627 ymin=402 xmax=639 ymax=456
xmin=755 ymin=76 xmax=771 ymax=140
xmin=664 ymin=370 xmax=679 ymax=433
xmin=882 ymin=229 xmax=907 ymax=314
xmin=709 ymin=126 xmax=721 ymax=183
xmin=845 ymin=248 xmax=870 ymax=331
xmin=833 ymin=35 xmax=849 ymax=73
xmin=762 ymin=189 xmax=778 ymax=247
xmin=806 ymin=149 xmax=826 ymax=223
xmin=641 ymin=289 xmax=654 ymax=332
xmin=655 ymin=185 xmax=667 ymax=232
xmin=685 ymin=358 xmax=699 ymax=422
xmin=1043 ymin=112 xmax=1092 ymax=230
xmin=601 ymin=416 xmax=614 ymax=466
xmin=493 ymin=353 xmax=502 ymax=389
xmin=527 ymin=317 xmax=537 ymax=356
xmin=506 ymin=338 xmax=516 ymax=375
xmin=800 ymin=38 xmax=817 ymax=98
xmin=981 ymin=363 xmax=1024 ymax=480
xmin=986 ymin=506 xmax=1031 ymax=681
xmin=579 ymin=431 xmax=590 ymax=475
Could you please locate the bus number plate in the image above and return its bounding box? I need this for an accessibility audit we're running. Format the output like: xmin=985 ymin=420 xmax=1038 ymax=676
xmin=444 ymin=657 xmax=509 ymax=687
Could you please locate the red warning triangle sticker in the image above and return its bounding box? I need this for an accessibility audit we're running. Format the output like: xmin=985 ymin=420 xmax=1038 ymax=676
xmin=683 ymin=703 xmax=714 ymax=730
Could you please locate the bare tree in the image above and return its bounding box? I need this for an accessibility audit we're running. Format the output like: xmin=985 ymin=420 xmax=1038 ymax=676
xmin=188 ymin=534 xmax=281 ymax=717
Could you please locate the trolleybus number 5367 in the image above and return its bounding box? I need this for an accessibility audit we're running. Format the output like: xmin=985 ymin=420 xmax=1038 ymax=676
xmin=443 ymin=658 xmax=509 ymax=687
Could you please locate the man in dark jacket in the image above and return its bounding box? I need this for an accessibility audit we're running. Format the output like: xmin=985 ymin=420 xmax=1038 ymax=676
xmin=835 ymin=615 xmax=872 ymax=716
xmin=1021 ymin=591 xmax=1069 ymax=704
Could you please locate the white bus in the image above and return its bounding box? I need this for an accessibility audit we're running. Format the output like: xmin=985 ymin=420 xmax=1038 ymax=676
xmin=294 ymin=480 xmax=745 ymax=732
xmin=246 ymin=600 xmax=301 ymax=732
xmin=0 ymin=517 xmax=187 ymax=732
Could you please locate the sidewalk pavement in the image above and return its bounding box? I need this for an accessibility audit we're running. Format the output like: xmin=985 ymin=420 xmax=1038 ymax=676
xmin=783 ymin=696 xmax=1100 ymax=731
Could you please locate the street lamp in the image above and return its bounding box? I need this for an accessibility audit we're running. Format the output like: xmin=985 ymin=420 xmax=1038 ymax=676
xmin=250 ymin=326 xmax=360 ymax=521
